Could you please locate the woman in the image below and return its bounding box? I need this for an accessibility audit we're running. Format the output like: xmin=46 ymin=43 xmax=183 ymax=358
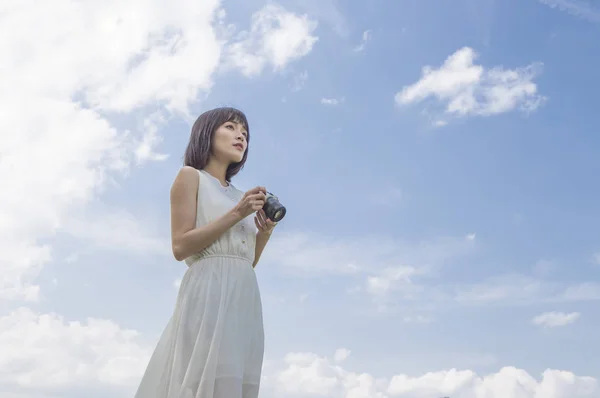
xmin=135 ymin=107 xmax=276 ymax=398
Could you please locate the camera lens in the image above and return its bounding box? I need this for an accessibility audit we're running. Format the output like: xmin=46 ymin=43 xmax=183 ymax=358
xmin=263 ymin=192 xmax=286 ymax=222
xmin=272 ymin=208 xmax=285 ymax=222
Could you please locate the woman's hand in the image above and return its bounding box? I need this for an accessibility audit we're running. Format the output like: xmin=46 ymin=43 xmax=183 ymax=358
xmin=233 ymin=186 xmax=266 ymax=219
xmin=254 ymin=208 xmax=277 ymax=235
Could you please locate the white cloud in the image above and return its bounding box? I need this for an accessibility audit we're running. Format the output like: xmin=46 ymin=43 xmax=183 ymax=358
xmin=0 ymin=0 xmax=221 ymax=301
xmin=333 ymin=348 xmax=351 ymax=363
xmin=0 ymin=307 xmax=150 ymax=394
xmin=226 ymin=4 xmax=319 ymax=77
xmin=353 ymin=30 xmax=371 ymax=52
xmin=537 ymin=0 xmax=600 ymax=23
xmin=0 ymin=0 xmax=316 ymax=301
xmin=395 ymin=47 xmax=546 ymax=122
xmin=532 ymin=311 xmax=581 ymax=328
xmin=262 ymin=349 xmax=599 ymax=398
xmin=321 ymin=97 xmax=345 ymax=105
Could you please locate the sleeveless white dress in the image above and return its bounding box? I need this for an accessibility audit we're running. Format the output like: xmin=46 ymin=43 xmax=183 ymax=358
xmin=135 ymin=168 xmax=264 ymax=398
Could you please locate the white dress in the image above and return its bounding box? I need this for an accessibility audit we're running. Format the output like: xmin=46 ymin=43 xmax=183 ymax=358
xmin=135 ymin=168 xmax=264 ymax=398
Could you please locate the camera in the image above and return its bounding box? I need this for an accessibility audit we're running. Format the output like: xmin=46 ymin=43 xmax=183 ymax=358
xmin=263 ymin=192 xmax=286 ymax=222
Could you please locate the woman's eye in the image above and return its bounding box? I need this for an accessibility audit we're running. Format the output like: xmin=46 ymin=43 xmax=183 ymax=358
xmin=226 ymin=124 xmax=234 ymax=129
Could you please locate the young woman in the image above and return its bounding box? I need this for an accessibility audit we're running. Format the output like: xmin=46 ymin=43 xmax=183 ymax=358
xmin=135 ymin=107 xmax=276 ymax=398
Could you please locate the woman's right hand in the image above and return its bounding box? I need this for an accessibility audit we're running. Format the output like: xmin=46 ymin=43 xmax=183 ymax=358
xmin=233 ymin=186 xmax=267 ymax=219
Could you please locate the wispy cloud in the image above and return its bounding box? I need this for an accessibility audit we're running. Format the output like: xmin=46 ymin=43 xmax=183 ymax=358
xmin=353 ymin=29 xmax=371 ymax=52
xmin=263 ymin=231 xmax=475 ymax=279
xmin=135 ymin=111 xmax=169 ymax=165
xmin=403 ymin=314 xmax=434 ymax=324
xmin=537 ymin=0 xmax=600 ymax=23
xmin=291 ymin=70 xmax=309 ymax=92
xmin=63 ymin=206 xmax=169 ymax=256
xmin=532 ymin=311 xmax=581 ymax=328
xmin=454 ymin=276 xmax=600 ymax=306
xmin=264 ymin=230 xmax=600 ymax=313
xmin=294 ymin=0 xmax=348 ymax=37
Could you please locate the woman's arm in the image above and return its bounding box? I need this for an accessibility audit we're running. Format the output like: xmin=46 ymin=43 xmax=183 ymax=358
xmin=170 ymin=166 xmax=243 ymax=261
xmin=252 ymin=209 xmax=277 ymax=268
xmin=252 ymin=230 xmax=272 ymax=268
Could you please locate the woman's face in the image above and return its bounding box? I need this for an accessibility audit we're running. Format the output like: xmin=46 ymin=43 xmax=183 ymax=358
xmin=211 ymin=120 xmax=248 ymax=165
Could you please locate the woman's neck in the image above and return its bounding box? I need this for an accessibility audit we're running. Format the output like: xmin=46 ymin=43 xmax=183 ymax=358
xmin=203 ymin=159 xmax=229 ymax=187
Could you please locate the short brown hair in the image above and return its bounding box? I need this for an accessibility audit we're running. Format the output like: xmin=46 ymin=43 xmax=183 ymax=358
xmin=183 ymin=107 xmax=250 ymax=182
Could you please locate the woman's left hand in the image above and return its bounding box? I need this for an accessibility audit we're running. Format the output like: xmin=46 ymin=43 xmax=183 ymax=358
xmin=254 ymin=209 xmax=277 ymax=234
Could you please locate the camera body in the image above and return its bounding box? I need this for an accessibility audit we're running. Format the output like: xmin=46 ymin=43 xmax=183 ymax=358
xmin=263 ymin=192 xmax=286 ymax=222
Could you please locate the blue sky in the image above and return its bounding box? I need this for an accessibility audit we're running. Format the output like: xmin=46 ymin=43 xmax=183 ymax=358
xmin=2 ymin=0 xmax=600 ymax=397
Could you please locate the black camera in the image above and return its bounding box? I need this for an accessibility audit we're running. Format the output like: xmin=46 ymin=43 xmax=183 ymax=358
xmin=263 ymin=192 xmax=286 ymax=222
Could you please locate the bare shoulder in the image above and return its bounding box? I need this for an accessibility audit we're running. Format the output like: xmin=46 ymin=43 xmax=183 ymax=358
xmin=178 ymin=165 xmax=199 ymax=179
xmin=171 ymin=166 xmax=199 ymax=198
